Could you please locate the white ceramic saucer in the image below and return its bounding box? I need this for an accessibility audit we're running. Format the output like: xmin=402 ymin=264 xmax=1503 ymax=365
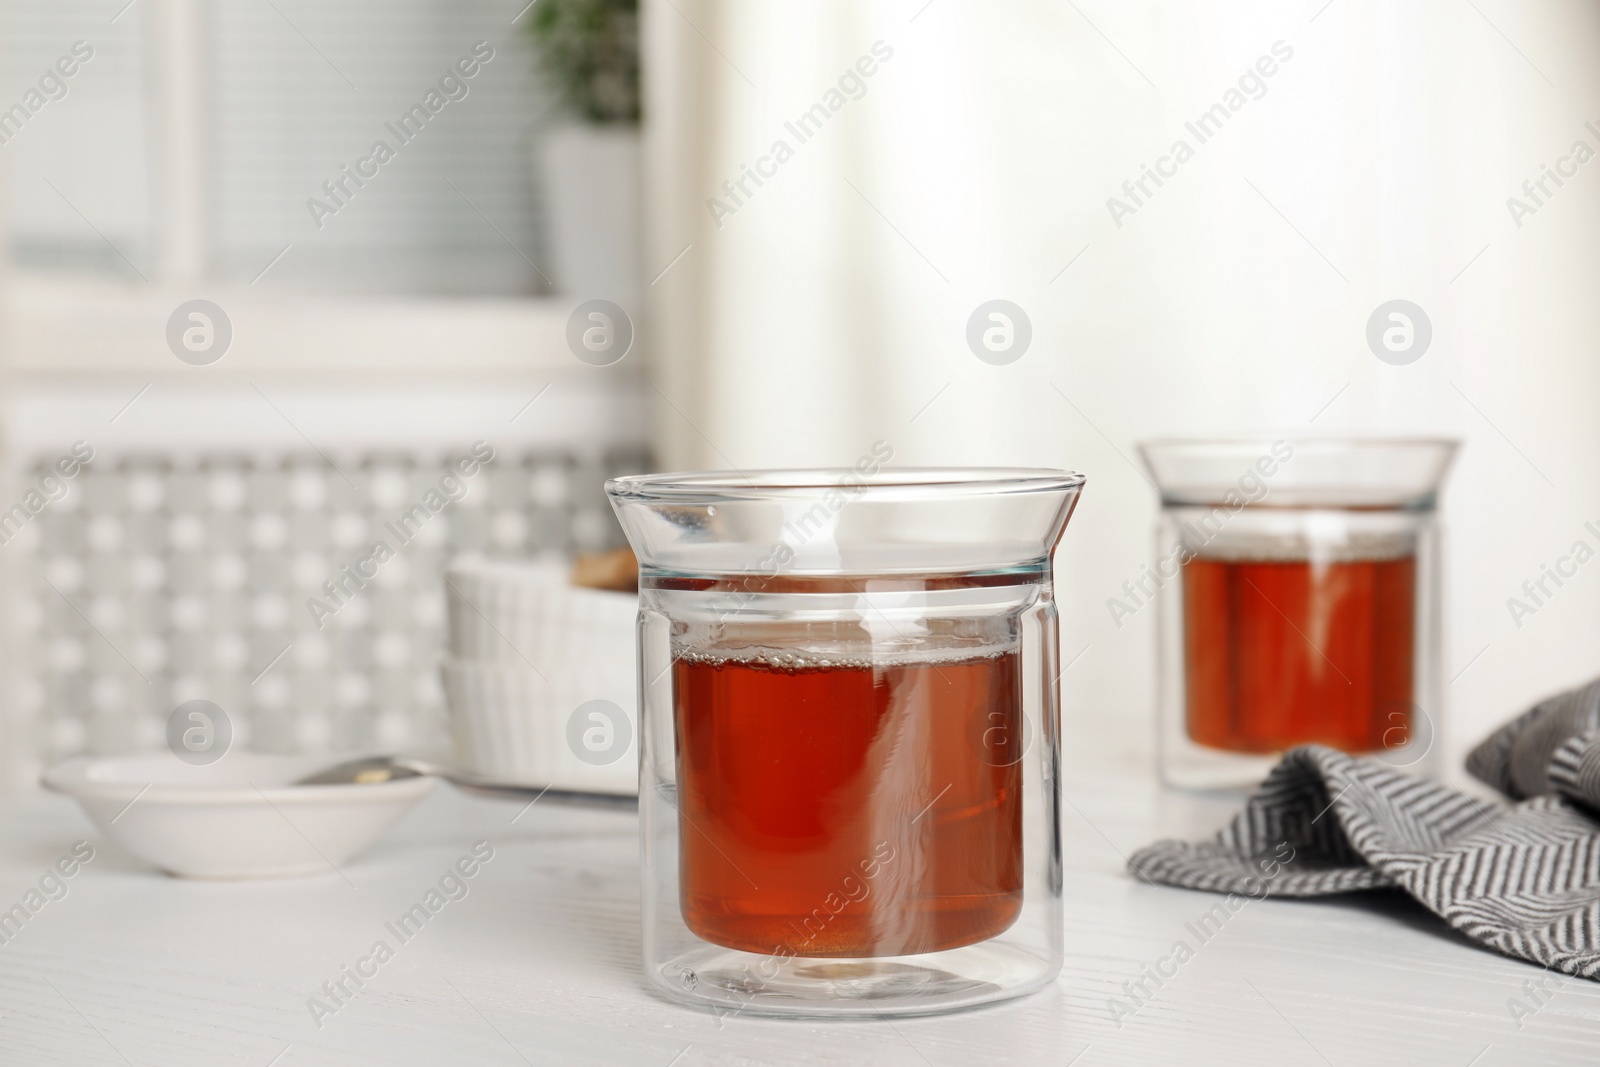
xmin=42 ymin=752 xmax=435 ymax=879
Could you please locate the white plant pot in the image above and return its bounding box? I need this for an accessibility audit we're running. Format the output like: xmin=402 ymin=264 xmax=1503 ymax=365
xmin=539 ymin=125 xmax=642 ymax=311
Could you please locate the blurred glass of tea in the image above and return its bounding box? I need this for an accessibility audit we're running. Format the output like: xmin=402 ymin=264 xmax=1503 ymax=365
xmin=1138 ymin=438 xmax=1457 ymax=790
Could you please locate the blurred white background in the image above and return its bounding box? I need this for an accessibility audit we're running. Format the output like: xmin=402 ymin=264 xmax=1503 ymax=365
xmin=644 ymin=0 xmax=1600 ymax=774
xmin=0 ymin=0 xmax=1597 ymax=784
xmin=0 ymin=0 xmax=650 ymax=785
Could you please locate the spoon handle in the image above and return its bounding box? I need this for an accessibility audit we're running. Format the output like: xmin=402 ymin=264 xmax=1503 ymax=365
xmin=442 ymin=779 xmax=638 ymax=809
xmin=400 ymin=757 xmax=638 ymax=809
xmin=295 ymin=755 xmax=638 ymax=809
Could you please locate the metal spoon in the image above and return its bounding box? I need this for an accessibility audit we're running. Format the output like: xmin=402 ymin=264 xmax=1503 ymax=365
xmin=293 ymin=755 xmax=637 ymax=809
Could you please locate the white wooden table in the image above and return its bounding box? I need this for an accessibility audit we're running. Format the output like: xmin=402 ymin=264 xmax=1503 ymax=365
xmin=3 ymin=739 xmax=1597 ymax=1066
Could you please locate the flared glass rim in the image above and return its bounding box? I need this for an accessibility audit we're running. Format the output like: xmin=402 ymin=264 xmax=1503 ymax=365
xmin=606 ymin=466 xmax=1085 ymax=502
xmin=1138 ymin=435 xmax=1459 ymax=457
xmin=1137 ymin=435 xmax=1459 ymax=508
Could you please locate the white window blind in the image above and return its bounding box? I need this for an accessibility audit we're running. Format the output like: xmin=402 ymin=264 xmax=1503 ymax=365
xmin=5 ymin=0 xmax=553 ymax=296
xmin=3 ymin=2 xmax=153 ymax=276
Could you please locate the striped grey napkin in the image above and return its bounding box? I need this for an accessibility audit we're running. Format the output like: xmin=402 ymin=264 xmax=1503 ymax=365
xmin=1130 ymin=679 xmax=1600 ymax=979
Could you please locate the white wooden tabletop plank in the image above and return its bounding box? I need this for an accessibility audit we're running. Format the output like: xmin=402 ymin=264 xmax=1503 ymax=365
xmin=1 ymin=746 xmax=1595 ymax=1066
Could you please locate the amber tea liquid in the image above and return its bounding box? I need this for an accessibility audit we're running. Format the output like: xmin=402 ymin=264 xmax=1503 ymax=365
xmin=1182 ymin=552 xmax=1415 ymax=753
xmin=672 ymin=644 xmax=1023 ymax=958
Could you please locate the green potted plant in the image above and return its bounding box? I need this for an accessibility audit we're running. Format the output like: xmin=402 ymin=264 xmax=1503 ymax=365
xmin=528 ymin=0 xmax=641 ymax=307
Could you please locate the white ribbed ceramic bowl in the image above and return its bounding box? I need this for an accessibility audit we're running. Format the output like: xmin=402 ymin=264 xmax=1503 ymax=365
xmin=444 ymin=557 xmax=639 ymax=663
xmin=442 ymin=659 xmax=636 ymax=795
xmin=443 ymin=556 xmax=638 ymax=795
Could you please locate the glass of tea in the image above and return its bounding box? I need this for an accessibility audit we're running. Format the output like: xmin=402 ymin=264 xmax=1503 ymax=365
xmin=1138 ymin=438 xmax=1457 ymax=790
xmin=606 ymin=467 xmax=1084 ymax=1017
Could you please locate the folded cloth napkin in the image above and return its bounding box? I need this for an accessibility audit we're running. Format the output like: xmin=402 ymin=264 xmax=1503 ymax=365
xmin=1130 ymin=678 xmax=1600 ymax=979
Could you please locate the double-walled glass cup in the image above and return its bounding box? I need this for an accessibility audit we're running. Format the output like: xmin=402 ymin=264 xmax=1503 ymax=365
xmin=1138 ymin=438 xmax=1457 ymax=791
xmin=606 ymin=468 xmax=1084 ymax=1017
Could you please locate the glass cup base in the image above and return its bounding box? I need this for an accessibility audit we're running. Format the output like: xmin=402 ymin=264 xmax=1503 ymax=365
xmin=1160 ymin=731 xmax=1437 ymax=793
xmin=648 ymin=941 xmax=1060 ymax=1019
xmin=1159 ymin=737 xmax=1282 ymax=793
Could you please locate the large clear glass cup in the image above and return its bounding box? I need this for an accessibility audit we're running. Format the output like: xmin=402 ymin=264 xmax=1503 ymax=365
xmin=606 ymin=467 xmax=1084 ymax=1018
xmin=1138 ymin=438 xmax=1458 ymax=791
